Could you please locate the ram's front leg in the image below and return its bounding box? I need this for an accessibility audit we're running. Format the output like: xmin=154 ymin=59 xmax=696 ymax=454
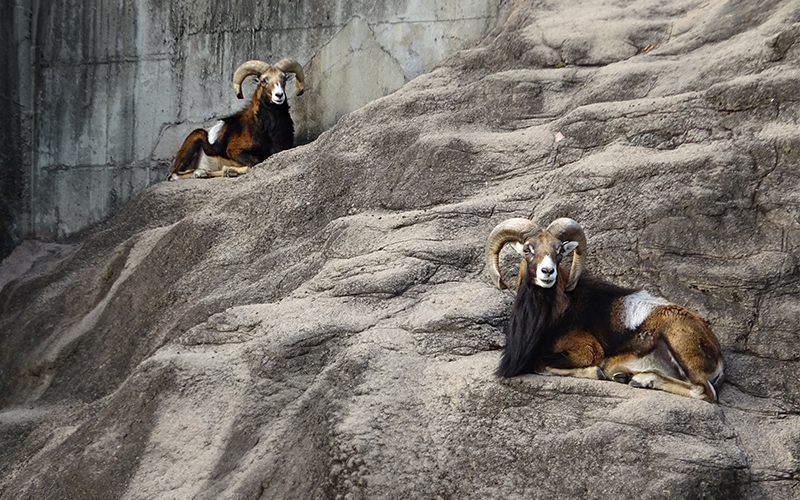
xmin=536 ymin=330 xmax=606 ymax=380
xmin=226 ymin=139 xmax=261 ymax=168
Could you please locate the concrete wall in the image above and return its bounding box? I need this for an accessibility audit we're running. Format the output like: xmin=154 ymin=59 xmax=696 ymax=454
xmin=1 ymin=1 xmax=34 ymax=259
xmin=0 ymin=0 xmax=501 ymax=259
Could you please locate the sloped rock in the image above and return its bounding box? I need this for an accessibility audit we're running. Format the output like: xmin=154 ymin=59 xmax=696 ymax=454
xmin=2 ymin=0 xmax=800 ymax=499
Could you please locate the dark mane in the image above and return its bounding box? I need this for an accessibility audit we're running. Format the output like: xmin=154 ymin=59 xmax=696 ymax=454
xmin=496 ymin=270 xmax=635 ymax=377
xmin=219 ymin=98 xmax=294 ymax=162
xmin=496 ymin=274 xmax=560 ymax=377
xmin=254 ymin=99 xmax=294 ymax=155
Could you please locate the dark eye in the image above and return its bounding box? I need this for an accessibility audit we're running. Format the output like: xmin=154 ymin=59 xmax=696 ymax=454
xmin=523 ymin=247 xmax=531 ymax=254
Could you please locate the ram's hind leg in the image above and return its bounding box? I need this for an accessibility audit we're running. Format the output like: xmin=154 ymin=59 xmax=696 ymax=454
xmin=654 ymin=305 xmax=723 ymax=402
xmin=627 ymin=372 xmax=715 ymax=401
xmin=196 ymin=154 xmax=249 ymax=178
xmin=604 ymin=344 xmax=716 ymax=402
xmin=171 ymin=129 xmax=210 ymax=180
xmin=540 ymin=330 xmax=606 ymax=380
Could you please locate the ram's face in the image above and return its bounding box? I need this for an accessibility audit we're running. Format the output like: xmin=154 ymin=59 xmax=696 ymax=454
xmin=521 ymin=231 xmax=578 ymax=288
xmin=259 ymin=69 xmax=289 ymax=105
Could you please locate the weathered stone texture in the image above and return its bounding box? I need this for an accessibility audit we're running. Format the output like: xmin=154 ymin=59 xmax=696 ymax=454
xmin=1 ymin=0 xmax=800 ymax=499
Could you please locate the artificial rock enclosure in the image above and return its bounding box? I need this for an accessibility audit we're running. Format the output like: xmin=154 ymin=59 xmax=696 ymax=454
xmin=1 ymin=0 xmax=800 ymax=499
xmin=1 ymin=0 xmax=501 ymax=257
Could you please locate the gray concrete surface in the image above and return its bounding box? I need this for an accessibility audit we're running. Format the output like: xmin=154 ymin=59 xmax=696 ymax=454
xmin=0 ymin=0 xmax=500 ymax=259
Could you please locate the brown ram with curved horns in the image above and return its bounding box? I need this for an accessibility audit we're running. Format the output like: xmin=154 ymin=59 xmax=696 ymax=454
xmin=486 ymin=217 xmax=724 ymax=402
xmin=170 ymin=58 xmax=305 ymax=180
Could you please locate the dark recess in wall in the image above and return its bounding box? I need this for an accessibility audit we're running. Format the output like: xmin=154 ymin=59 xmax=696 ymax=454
xmin=0 ymin=1 xmax=26 ymax=260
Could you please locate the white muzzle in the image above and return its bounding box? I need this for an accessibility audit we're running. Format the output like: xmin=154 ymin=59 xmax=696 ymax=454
xmin=535 ymin=255 xmax=557 ymax=288
xmin=271 ymin=82 xmax=286 ymax=105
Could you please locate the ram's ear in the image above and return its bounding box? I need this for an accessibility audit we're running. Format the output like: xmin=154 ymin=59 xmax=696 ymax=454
xmin=562 ymin=241 xmax=579 ymax=255
xmin=510 ymin=242 xmax=525 ymax=256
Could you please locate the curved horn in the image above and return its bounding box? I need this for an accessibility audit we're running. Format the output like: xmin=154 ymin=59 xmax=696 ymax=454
xmin=274 ymin=58 xmax=305 ymax=96
xmin=485 ymin=218 xmax=538 ymax=290
xmin=546 ymin=218 xmax=587 ymax=292
xmin=232 ymin=60 xmax=271 ymax=99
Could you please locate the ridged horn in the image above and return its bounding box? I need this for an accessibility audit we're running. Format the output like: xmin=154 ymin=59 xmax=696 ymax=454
xmin=232 ymin=60 xmax=271 ymax=99
xmin=485 ymin=218 xmax=538 ymax=290
xmin=274 ymin=58 xmax=305 ymax=96
xmin=546 ymin=218 xmax=587 ymax=291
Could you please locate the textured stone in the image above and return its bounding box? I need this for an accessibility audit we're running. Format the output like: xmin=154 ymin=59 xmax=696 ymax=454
xmin=1 ymin=0 xmax=800 ymax=499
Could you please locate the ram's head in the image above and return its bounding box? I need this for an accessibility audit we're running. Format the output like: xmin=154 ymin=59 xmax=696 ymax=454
xmin=232 ymin=58 xmax=305 ymax=104
xmin=485 ymin=217 xmax=586 ymax=291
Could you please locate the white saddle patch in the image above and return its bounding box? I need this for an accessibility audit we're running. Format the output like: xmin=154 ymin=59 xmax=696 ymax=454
xmin=621 ymin=290 xmax=671 ymax=330
xmin=208 ymin=121 xmax=224 ymax=144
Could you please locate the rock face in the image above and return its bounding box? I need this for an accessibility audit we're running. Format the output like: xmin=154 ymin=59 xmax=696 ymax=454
xmin=1 ymin=0 xmax=800 ymax=498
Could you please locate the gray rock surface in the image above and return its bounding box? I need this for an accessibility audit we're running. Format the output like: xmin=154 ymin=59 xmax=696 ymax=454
xmin=2 ymin=0 xmax=800 ymax=498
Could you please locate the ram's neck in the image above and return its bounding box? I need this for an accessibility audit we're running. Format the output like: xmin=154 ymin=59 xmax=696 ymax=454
xmin=526 ymin=271 xmax=570 ymax=324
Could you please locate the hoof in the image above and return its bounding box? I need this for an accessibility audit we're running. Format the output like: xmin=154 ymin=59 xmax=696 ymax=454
xmin=612 ymin=372 xmax=631 ymax=384
xmin=691 ymin=384 xmax=716 ymax=402
xmin=194 ymin=169 xmax=210 ymax=178
xmin=594 ymin=366 xmax=606 ymax=380
xmin=223 ymin=167 xmax=239 ymax=177
xmin=629 ymin=373 xmax=657 ymax=389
